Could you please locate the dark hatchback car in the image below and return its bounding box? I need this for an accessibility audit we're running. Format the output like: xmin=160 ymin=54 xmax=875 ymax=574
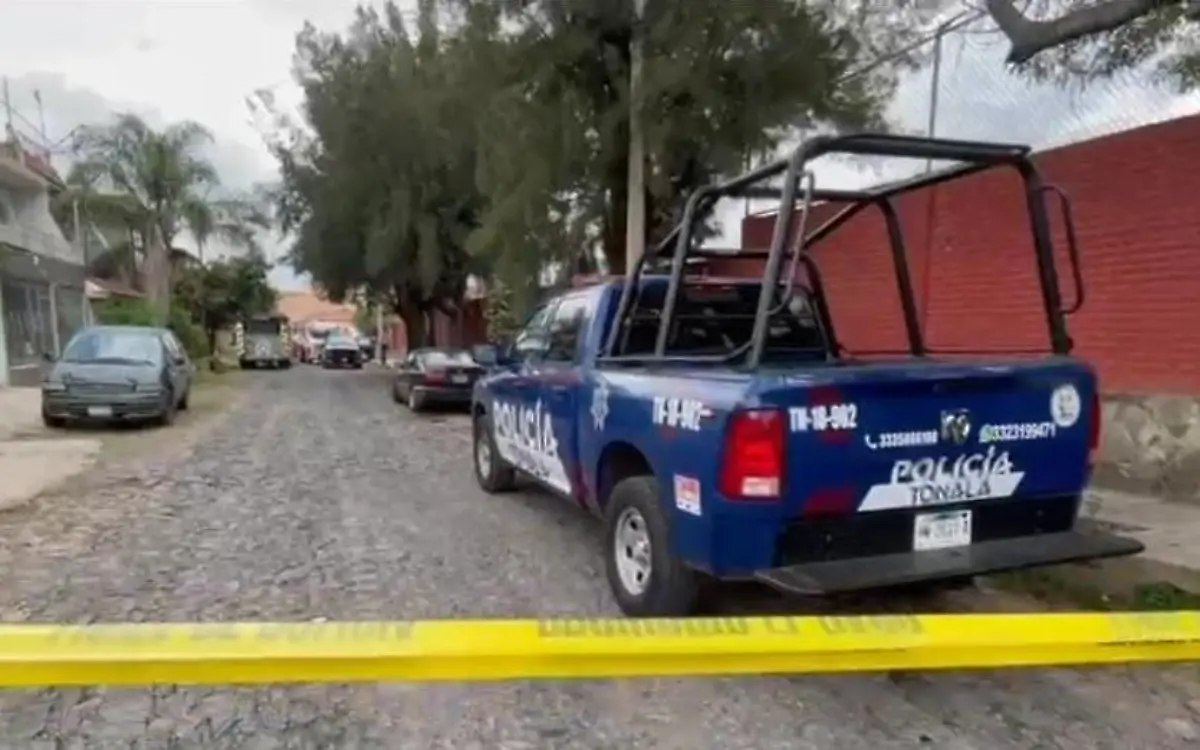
xmin=391 ymin=348 xmax=482 ymax=412
xmin=321 ymin=333 xmax=364 ymax=369
xmin=41 ymin=325 xmax=193 ymax=428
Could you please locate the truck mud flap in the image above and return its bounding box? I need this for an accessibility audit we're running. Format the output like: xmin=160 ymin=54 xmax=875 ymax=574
xmin=755 ymin=530 xmax=1144 ymax=596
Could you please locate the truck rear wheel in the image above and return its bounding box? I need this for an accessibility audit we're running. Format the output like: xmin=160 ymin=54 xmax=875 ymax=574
xmin=473 ymin=411 xmax=516 ymax=493
xmin=604 ymin=476 xmax=700 ymax=617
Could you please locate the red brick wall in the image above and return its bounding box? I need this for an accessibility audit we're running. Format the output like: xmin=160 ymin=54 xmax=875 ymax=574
xmin=723 ymin=115 xmax=1200 ymax=395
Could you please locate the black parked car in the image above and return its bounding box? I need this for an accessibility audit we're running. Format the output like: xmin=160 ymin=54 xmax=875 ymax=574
xmin=390 ymin=348 xmax=482 ymax=412
xmin=321 ymin=333 xmax=364 ymax=369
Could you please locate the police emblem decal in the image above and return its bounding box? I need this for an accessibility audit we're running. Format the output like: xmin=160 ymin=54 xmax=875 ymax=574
xmin=940 ymin=409 xmax=972 ymax=445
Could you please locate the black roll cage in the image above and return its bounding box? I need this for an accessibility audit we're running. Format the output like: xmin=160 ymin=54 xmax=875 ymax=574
xmin=601 ymin=132 xmax=1084 ymax=367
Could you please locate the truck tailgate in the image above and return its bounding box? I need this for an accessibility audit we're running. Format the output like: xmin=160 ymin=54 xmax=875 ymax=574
xmin=760 ymin=359 xmax=1097 ymax=516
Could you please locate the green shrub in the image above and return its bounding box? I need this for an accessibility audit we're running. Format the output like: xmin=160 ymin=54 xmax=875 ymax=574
xmin=93 ymin=297 xmax=157 ymax=326
xmin=91 ymin=297 xmax=209 ymax=359
xmin=168 ymin=306 xmax=210 ymax=360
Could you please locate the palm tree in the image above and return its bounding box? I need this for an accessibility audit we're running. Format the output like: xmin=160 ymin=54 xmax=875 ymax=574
xmin=64 ymin=113 xmax=269 ymax=319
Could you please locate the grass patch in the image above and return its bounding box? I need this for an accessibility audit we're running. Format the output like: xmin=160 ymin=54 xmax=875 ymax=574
xmin=991 ymin=568 xmax=1200 ymax=612
xmin=82 ymin=366 xmax=249 ymax=462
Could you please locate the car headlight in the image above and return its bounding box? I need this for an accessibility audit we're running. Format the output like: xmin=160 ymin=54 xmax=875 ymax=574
xmin=42 ymin=381 xmax=66 ymax=393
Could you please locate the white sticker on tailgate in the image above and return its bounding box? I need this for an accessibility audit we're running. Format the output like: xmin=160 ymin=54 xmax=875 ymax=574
xmin=860 ymin=447 xmax=1024 ymax=512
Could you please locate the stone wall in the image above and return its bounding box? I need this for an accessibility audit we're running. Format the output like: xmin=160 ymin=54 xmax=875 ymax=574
xmin=1095 ymin=394 xmax=1200 ymax=504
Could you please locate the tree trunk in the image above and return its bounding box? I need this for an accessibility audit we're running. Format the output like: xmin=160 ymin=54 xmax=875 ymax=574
xmin=396 ymin=298 xmax=428 ymax=352
xmin=205 ymin=326 xmax=218 ymax=364
xmin=143 ymin=223 xmax=171 ymax=323
xmin=604 ymin=174 xmax=629 ymax=276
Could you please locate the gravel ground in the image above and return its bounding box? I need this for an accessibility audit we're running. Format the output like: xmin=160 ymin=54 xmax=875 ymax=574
xmin=0 ymin=366 xmax=1199 ymax=749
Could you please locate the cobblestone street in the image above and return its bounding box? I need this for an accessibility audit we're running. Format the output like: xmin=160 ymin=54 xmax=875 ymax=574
xmin=1 ymin=366 xmax=1199 ymax=748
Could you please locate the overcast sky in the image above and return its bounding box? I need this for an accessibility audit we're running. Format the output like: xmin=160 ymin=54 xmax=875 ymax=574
xmin=1 ymin=0 xmax=1196 ymax=290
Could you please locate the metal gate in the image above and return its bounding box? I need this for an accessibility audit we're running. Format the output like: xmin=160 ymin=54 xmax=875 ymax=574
xmin=1 ymin=276 xmax=54 ymax=387
xmin=54 ymin=284 xmax=87 ymax=353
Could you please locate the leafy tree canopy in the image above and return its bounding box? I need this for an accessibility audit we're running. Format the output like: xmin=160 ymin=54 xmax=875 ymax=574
xmin=173 ymin=256 xmax=278 ymax=354
xmin=983 ymin=0 xmax=1197 ymax=91
xmin=262 ymin=0 xmax=930 ymax=338
xmin=65 ymin=114 xmax=272 ymax=318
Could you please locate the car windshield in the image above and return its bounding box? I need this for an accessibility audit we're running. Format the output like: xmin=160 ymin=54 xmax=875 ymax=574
xmin=61 ymin=330 xmax=161 ymax=365
xmin=327 ymin=335 xmax=355 ymax=346
xmin=424 ymin=350 xmax=474 ymax=366
xmin=245 ymin=318 xmax=281 ymax=335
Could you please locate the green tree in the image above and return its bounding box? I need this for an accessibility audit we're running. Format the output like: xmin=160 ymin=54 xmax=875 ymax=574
xmin=983 ymin=0 xmax=1198 ymax=90
xmin=262 ymin=1 xmax=485 ymax=347
xmin=262 ymin=0 xmax=926 ymax=335
xmin=68 ymin=114 xmax=272 ymax=319
xmin=463 ymin=0 xmax=925 ymax=283
xmin=173 ymin=256 xmax=278 ymax=357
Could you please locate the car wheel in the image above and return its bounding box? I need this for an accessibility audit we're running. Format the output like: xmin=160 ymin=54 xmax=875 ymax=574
xmin=41 ymin=407 xmax=65 ymax=429
xmin=407 ymin=388 xmax=425 ymax=412
xmin=391 ymin=380 xmax=404 ymax=404
xmin=604 ymin=475 xmax=700 ymax=617
xmin=473 ymin=410 xmax=516 ymax=493
xmin=178 ymin=387 xmax=190 ymax=411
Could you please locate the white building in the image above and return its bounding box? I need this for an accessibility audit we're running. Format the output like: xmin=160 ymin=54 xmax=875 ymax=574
xmin=0 ymin=139 xmax=89 ymax=387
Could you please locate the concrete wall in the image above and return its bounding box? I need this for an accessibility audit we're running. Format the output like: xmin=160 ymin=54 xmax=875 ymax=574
xmin=1098 ymin=395 xmax=1200 ymax=504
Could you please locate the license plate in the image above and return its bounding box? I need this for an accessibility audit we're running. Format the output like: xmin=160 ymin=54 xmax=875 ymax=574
xmin=451 ymin=374 xmax=469 ymax=384
xmin=913 ymin=510 xmax=972 ymax=551
xmin=86 ymin=405 xmax=113 ymax=418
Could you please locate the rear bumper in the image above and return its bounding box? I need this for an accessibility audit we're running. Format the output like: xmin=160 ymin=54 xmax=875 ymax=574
xmin=240 ymin=358 xmax=289 ymax=367
xmin=412 ymin=385 xmax=473 ymax=403
xmin=322 ymin=352 xmax=362 ymax=367
xmin=754 ymin=530 xmax=1144 ymax=595
xmin=43 ymin=394 xmax=165 ymax=421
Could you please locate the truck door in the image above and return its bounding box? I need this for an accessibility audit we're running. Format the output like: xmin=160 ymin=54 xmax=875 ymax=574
xmin=529 ymin=292 xmax=591 ymax=504
xmin=487 ymin=299 xmax=564 ymax=490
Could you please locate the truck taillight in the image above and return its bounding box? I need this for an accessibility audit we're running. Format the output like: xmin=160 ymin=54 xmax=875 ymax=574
xmin=719 ymin=409 xmax=784 ymax=501
xmin=426 ymin=369 xmax=446 ymax=383
xmin=1089 ymin=390 xmax=1101 ymax=457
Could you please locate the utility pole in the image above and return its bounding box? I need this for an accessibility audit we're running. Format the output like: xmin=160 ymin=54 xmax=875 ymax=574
xmin=623 ymin=0 xmax=647 ymax=276
xmin=2 ymin=77 xmax=14 ymax=141
xmin=924 ymin=21 xmax=948 ymax=174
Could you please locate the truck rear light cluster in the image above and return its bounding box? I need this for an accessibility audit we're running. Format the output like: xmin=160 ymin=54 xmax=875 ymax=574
xmin=1088 ymin=389 xmax=1101 ymax=462
xmin=719 ymin=409 xmax=784 ymax=501
xmin=426 ymin=369 xmax=446 ymax=383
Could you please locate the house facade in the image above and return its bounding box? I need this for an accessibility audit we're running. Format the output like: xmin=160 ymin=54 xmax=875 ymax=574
xmin=0 ymin=139 xmax=90 ymax=387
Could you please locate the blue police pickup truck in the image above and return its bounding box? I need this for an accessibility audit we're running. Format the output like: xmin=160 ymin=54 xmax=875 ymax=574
xmin=470 ymin=133 xmax=1143 ymax=617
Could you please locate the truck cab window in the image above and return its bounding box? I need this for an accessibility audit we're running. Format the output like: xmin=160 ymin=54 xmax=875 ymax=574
xmin=512 ymin=303 xmax=555 ymax=360
xmin=544 ymin=295 xmax=589 ymax=363
xmin=616 ymin=282 xmax=828 ymax=361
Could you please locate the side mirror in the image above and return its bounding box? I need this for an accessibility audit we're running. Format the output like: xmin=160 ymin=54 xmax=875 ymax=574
xmin=173 ymin=355 xmax=187 ymax=366
xmin=42 ymin=351 xmax=55 ymax=363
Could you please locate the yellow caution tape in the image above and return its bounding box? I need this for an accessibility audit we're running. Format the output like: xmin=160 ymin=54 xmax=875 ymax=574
xmin=0 ymin=612 xmax=1198 ymax=687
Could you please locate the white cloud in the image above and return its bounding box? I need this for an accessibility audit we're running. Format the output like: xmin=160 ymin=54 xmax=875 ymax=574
xmin=1 ymin=2 xmax=1194 ymax=282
